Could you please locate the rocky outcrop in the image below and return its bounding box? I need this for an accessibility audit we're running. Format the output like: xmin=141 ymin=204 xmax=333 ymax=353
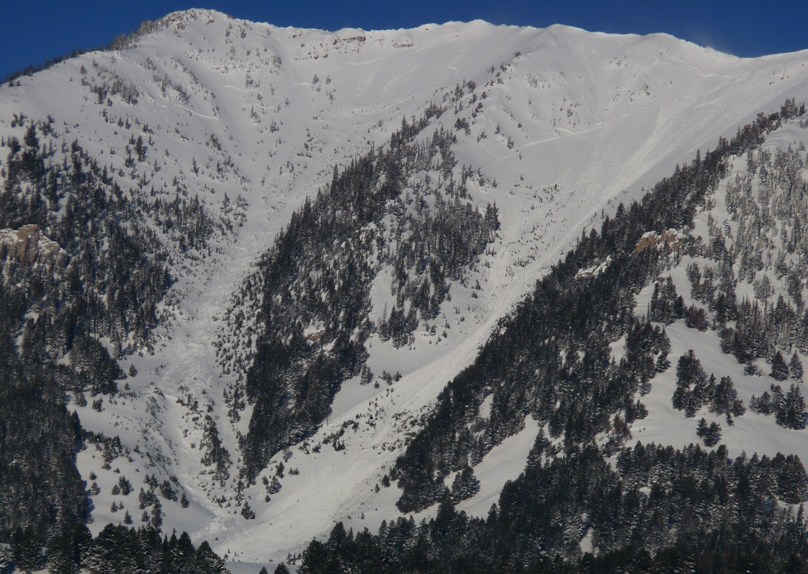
xmin=0 ymin=224 xmax=65 ymax=270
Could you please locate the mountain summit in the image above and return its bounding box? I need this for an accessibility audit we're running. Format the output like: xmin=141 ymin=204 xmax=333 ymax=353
xmin=2 ymin=10 xmax=808 ymax=570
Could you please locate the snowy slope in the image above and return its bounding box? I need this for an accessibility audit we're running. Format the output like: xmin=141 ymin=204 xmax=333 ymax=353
xmin=627 ymin=115 xmax=808 ymax=465
xmin=2 ymin=8 xmax=808 ymax=566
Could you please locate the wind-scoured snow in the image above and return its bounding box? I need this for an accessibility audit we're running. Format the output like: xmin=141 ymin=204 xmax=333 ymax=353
xmin=3 ymin=8 xmax=808 ymax=566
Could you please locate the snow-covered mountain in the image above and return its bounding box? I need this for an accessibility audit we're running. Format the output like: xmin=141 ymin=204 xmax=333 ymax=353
xmin=3 ymin=8 xmax=808 ymax=570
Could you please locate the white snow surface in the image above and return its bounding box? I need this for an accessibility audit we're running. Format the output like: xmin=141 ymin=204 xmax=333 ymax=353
xmin=626 ymin=117 xmax=808 ymax=466
xmin=3 ymin=8 xmax=808 ymax=565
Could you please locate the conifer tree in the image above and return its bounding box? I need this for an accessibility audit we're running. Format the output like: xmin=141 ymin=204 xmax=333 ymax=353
xmin=11 ymin=526 xmax=42 ymax=573
xmin=789 ymin=352 xmax=803 ymax=382
xmin=771 ymin=351 xmax=789 ymax=381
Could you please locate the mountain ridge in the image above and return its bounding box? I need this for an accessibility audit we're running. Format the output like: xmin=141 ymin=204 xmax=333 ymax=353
xmin=2 ymin=10 xmax=808 ymax=569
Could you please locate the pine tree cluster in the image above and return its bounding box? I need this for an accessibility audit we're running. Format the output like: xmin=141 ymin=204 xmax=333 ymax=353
xmin=390 ymin=101 xmax=801 ymax=515
xmin=300 ymin=443 xmax=808 ymax=574
xmin=0 ymin=114 xmax=230 ymax=569
xmin=234 ymin=106 xmax=499 ymax=480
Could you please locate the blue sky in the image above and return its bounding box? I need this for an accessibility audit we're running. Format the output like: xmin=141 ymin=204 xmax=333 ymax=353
xmin=2 ymin=1 xmax=808 ymax=81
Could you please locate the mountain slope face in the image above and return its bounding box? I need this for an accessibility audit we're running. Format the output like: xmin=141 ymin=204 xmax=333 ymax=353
xmin=2 ymin=8 xmax=808 ymax=566
xmin=325 ymin=105 xmax=808 ymax=574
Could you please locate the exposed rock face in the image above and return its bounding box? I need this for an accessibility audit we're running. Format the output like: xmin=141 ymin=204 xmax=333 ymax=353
xmin=633 ymin=229 xmax=685 ymax=255
xmin=0 ymin=224 xmax=64 ymax=269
